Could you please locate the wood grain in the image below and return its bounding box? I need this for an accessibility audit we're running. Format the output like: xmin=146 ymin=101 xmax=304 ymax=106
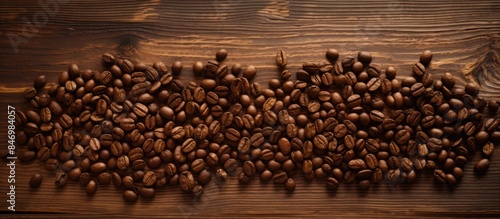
xmin=1 ymin=0 xmax=500 ymax=217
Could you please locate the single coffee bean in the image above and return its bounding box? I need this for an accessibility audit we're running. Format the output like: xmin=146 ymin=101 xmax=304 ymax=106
xmin=326 ymin=49 xmax=339 ymax=61
xmin=358 ymin=51 xmax=372 ymax=64
xmin=276 ymin=50 xmax=288 ymax=67
xmin=395 ymin=129 xmax=410 ymax=145
xmin=85 ymin=180 xmax=97 ymax=196
xmin=285 ymin=178 xmax=296 ymax=191
xmin=412 ymin=63 xmax=426 ymax=76
xmin=326 ymin=177 xmax=339 ymax=190
xmin=243 ymin=65 xmax=257 ymax=80
xmin=366 ymin=77 xmax=381 ymax=92
xmin=224 ymin=158 xmax=238 ymax=173
xmin=143 ymin=171 xmax=157 ymax=187
xmin=172 ymin=61 xmax=183 ymax=74
xmin=272 ymin=171 xmax=288 ymax=184
xmin=420 ymin=50 xmax=433 ymax=66
xmin=123 ymin=190 xmax=138 ymax=202
xmin=179 ymin=171 xmax=195 ymax=192
xmin=216 ymin=49 xmax=228 ymax=61
xmin=24 ymin=87 xmax=37 ymax=99
xmin=434 ymin=169 xmax=447 ymax=183
xmin=411 ymin=82 xmax=425 ymax=97
xmin=55 ymin=173 xmax=69 ymax=188
xmin=29 ymin=174 xmax=42 ymax=188
xmin=474 ymin=159 xmax=490 ymax=174
xmin=102 ymin=53 xmax=115 ymax=64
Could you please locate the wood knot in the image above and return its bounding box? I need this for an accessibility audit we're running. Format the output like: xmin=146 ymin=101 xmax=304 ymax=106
xmin=117 ymin=34 xmax=140 ymax=57
xmin=463 ymin=40 xmax=500 ymax=96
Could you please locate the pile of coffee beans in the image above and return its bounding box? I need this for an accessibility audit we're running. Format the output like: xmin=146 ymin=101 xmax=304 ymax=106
xmin=14 ymin=48 xmax=499 ymax=202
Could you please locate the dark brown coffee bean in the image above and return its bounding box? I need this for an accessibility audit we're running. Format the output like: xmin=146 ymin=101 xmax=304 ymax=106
xmin=419 ymin=50 xmax=433 ymax=66
xmin=238 ymin=137 xmax=251 ymax=154
xmin=272 ymin=171 xmax=288 ymax=184
xmin=85 ymin=180 xmax=97 ymax=196
xmin=367 ymin=77 xmax=380 ymax=92
xmin=348 ymin=159 xmax=366 ymax=170
xmin=29 ymin=174 xmax=42 ymax=188
xmin=55 ymin=173 xmax=69 ymax=188
xmin=102 ymin=53 xmax=115 ymax=64
xmin=243 ymin=161 xmax=256 ymax=176
xmin=24 ymin=87 xmax=37 ymax=100
xmin=242 ymin=65 xmax=257 ymax=80
xmin=395 ymin=129 xmax=410 ymax=145
xmin=326 ymin=49 xmax=339 ymax=61
xmin=347 ymin=94 xmax=361 ymax=108
xmin=412 ymin=63 xmax=425 ymax=76
xmin=225 ymin=128 xmax=241 ymax=142
xmin=365 ymin=154 xmax=378 ymax=170
xmin=474 ymin=159 xmax=490 ymax=174
xmin=326 ymin=177 xmax=339 ymax=190
xmin=224 ymin=158 xmax=238 ymax=173
xmin=433 ymin=169 xmax=446 ymax=183
xmin=179 ymin=171 xmax=195 ymax=192
xmin=411 ymin=82 xmax=424 ymax=97
xmin=358 ymin=51 xmax=372 ymax=64
xmin=123 ymin=190 xmax=138 ymax=202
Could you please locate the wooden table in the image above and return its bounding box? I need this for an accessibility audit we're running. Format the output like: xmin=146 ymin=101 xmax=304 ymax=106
xmin=1 ymin=0 xmax=500 ymax=217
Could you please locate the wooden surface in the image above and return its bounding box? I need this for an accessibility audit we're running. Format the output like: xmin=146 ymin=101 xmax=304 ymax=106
xmin=1 ymin=0 xmax=500 ymax=217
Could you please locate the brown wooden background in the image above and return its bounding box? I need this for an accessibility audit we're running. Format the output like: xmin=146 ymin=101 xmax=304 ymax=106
xmin=1 ymin=0 xmax=500 ymax=217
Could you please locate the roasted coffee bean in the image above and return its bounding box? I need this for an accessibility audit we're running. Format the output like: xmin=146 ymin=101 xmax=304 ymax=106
xmin=326 ymin=177 xmax=339 ymax=190
xmin=224 ymin=158 xmax=238 ymax=173
xmin=276 ymin=50 xmax=288 ymax=67
xmin=123 ymin=190 xmax=138 ymax=202
xmin=243 ymin=65 xmax=257 ymax=80
xmin=55 ymin=173 xmax=69 ymax=188
xmin=420 ymin=50 xmax=433 ymax=66
xmin=225 ymin=128 xmax=241 ymax=142
xmin=474 ymin=159 xmax=490 ymax=174
xmin=29 ymin=174 xmax=43 ymax=188
xmin=85 ymin=180 xmax=97 ymax=195
xmin=367 ymin=77 xmax=380 ymax=92
xmin=395 ymin=130 xmax=410 ymax=145
xmin=16 ymin=50 xmax=500 ymax=198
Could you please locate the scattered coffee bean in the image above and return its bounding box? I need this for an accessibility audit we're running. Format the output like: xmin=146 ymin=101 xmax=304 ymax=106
xmin=29 ymin=174 xmax=42 ymax=188
xmin=16 ymin=49 xmax=500 ymax=201
xmin=216 ymin=49 xmax=228 ymax=61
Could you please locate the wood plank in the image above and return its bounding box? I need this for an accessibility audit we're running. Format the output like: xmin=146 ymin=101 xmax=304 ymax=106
xmin=0 ymin=0 xmax=500 ymax=217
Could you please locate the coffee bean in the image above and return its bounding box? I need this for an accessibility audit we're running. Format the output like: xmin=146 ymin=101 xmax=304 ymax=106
xmin=225 ymin=128 xmax=241 ymax=142
xmin=242 ymin=161 xmax=256 ymax=176
xmin=123 ymin=190 xmax=138 ymax=202
xmin=412 ymin=63 xmax=426 ymax=76
xmin=276 ymin=50 xmax=288 ymax=67
xmin=358 ymin=51 xmax=372 ymax=64
xmin=243 ymin=65 xmax=257 ymax=80
xmin=419 ymin=50 xmax=433 ymax=66
xmin=171 ymin=61 xmax=183 ymax=74
xmin=224 ymin=158 xmax=238 ymax=173
xmin=326 ymin=177 xmax=339 ymax=190
xmin=142 ymin=171 xmax=157 ymax=187
xmin=179 ymin=171 xmax=195 ymax=192
xmin=29 ymin=174 xmax=42 ymax=188
xmin=85 ymin=180 xmax=97 ymax=196
xmin=395 ymin=130 xmax=410 ymax=145
xmin=55 ymin=173 xmax=69 ymax=188
xmin=216 ymin=49 xmax=228 ymax=61
xmin=474 ymin=159 xmax=490 ymax=174
xmin=366 ymin=77 xmax=381 ymax=92
xmin=411 ymin=82 xmax=424 ymax=97
xmin=102 ymin=53 xmax=115 ymax=64
xmin=347 ymin=94 xmax=361 ymax=108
